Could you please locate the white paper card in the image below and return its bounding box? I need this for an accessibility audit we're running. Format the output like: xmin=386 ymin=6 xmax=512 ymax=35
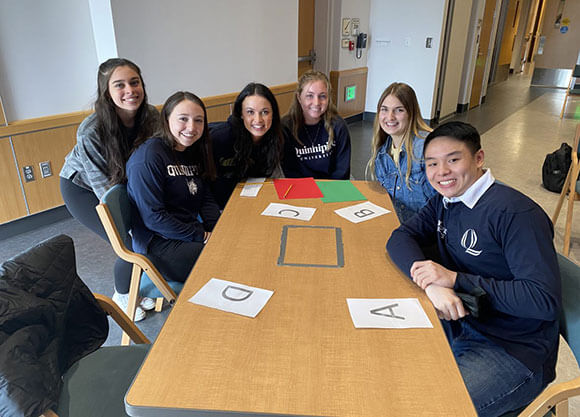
xmin=189 ymin=278 xmax=273 ymax=318
xmin=346 ymin=298 xmax=433 ymax=329
xmin=334 ymin=201 xmax=390 ymax=224
xmin=261 ymin=203 xmax=316 ymax=221
xmin=240 ymin=177 xmax=266 ymax=197
xmin=241 ymin=184 xmax=263 ymax=197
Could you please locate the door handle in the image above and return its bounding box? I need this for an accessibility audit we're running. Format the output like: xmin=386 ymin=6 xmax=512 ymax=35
xmin=298 ymin=49 xmax=317 ymax=63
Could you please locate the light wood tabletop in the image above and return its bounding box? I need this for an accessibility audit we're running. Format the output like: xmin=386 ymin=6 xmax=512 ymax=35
xmin=126 ymin=180 xmax=477 ymax=417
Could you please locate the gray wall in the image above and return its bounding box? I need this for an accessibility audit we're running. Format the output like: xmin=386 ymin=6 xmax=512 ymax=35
xmin=110 ymin=0 xmax=298 ymax=107
xmin=0 ymin=0 xmax=99 ymax=121
xmin=0 ymin=0 xmax=298 ymax=121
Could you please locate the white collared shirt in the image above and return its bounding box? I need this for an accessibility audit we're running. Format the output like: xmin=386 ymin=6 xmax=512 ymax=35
xmin=442 ymin=169 xmax=495 ymax=209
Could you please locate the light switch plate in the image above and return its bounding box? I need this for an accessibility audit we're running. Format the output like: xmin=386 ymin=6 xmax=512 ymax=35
xmin=39 ymin=161 xmax=52 ymax=178
xmin=341 ymin=38 xmax=349 ymax=48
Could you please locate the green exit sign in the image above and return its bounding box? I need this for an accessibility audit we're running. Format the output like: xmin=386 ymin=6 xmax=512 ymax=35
xmin=345 ymin=85 xmax=356 ymax=102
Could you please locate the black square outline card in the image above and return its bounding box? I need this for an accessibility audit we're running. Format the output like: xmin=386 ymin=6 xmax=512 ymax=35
xmin=277 ymin=225 xmax=344 ymax=268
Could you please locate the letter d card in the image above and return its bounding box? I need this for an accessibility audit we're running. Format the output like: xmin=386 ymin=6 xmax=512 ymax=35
xmin=189 ymin=278 xmax=274 ymax=318
xmin=334 ymin=201 xmax=390 ymax=223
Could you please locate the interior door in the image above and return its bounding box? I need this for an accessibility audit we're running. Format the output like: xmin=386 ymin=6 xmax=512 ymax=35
xmin=470 ymin=0 xmax=497 ymax=109
xmin=298 ymin=0 xmax=315 ymax=78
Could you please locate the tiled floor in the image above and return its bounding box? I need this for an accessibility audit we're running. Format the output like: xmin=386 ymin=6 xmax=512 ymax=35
xmin=1 ymin=72 xmax=579 ymax=413
xmin=461 ymin=78 xmax=580 ymax=415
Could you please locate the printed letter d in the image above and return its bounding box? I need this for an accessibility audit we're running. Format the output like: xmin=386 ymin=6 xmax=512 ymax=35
xmin=222 ymin=285 xmax=253 ymax=302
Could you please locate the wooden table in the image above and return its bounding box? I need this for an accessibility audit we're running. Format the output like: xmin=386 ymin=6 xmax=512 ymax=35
xmin=126 ymin=181 xmax=476 ymax=416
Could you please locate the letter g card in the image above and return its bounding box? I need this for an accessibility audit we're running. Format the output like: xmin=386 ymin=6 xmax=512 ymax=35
xmin=189 ymin=278 xmax=274 ymax=318
xmin=334 ymin=201 xmax=390 ymax=223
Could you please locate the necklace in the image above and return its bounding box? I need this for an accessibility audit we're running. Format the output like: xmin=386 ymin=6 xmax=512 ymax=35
xmin=303 ymin=122 xmax=321 ymax=146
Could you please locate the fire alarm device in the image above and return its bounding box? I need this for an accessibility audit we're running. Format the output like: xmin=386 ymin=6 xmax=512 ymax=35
xmin=349 ymin=41 xmax=354 ymax=51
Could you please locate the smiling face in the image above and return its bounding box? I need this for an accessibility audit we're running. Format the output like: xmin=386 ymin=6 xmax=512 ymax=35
xmin=379 ymin=94 xmax=409 ymax=142
xmin=424 ymin=136 xmax=485 ymax=198
xmin=241 ymin=94 xmax=273 ymax=143
xmin=107 ymin=65 xmax=144 ymax=118
xmin=298 ymin=80 xmax=329 ymax=125
xmin=168 ymin=99 xmax=205 ymax=151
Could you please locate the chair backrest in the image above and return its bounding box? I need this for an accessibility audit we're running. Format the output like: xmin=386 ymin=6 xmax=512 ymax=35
xmin=97 ymin=183 xmax=178 ymax=304
xmin=558 ymin=253 xmax=580 ymax=365
xmin=574 ymin=124 xmax=580 ymax=155
xmin=99 ymin=184 xmax=132 ymax=249
xmin=0 ymin=234 xmax=109 ymax=417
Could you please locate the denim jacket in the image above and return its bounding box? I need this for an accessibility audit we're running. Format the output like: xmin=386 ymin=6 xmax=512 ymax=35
xmin=375 ymin=134 xmax=437 ymax=222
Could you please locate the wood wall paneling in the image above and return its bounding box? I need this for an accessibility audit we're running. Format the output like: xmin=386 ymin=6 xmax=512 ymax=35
xmin=277 ymin=92 xmax=295 ymax=116
xmin=207 ymin=104 xmax=232 ymax=123
xmin=0 ymin=82 xmax=298 ymax=224
xmin=203 ymin=85 xmax=298 ymax=122
xmin=0 ymin=138 xmax=28 ymax=223
xmin=329 ymin=67 xmax=368 ymax=118
xmin=0 ymin=111 xmax=88 ymax=138
xmin=11 ymin=125 xmax=77 ymax=214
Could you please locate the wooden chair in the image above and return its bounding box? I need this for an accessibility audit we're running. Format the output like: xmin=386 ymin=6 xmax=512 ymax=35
xmin=40 ymin=293 xmax=150 ymax=417
xmin=552 ymin=124 xmax=580 ymax=256
xmin=560 ymin=65 xmax=580 ymax=119
xmin=96 ymin=184 xmax=182 ymax=345
xmin=514 ymin=254 xmax=580 ymax=417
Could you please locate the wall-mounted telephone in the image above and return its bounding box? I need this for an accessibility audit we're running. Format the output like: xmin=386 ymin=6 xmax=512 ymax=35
xmin=356 ymin=33 xmax=367 ymax=59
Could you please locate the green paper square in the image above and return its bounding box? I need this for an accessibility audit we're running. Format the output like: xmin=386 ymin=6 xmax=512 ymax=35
xmin=316 ymin=180 xmax=367 ymax=203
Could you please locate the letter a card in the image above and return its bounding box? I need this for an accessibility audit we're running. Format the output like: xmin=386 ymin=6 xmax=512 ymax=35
xmin=334 ymin=201 xmax=390 ymax=223
xmin=346 ymin=298 xmax=432 ymax=328
xmin=189 ymin=278 xmax=274 ymax=318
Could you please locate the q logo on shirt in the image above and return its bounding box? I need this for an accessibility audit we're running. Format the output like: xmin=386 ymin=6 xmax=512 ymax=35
xmin=461 ymin=229 xmax=482 ymax=256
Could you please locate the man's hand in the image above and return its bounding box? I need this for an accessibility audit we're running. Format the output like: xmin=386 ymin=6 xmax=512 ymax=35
xmin=425 ymin=285 xmax=468 ymax=321
xmin=410 ymin=260 xmax=457 ymax=290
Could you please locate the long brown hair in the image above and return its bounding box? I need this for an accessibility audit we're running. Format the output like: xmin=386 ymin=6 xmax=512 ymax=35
xmin=366 ymin=82 xmax=431 ymax=186
xmin=94 ymin=58 xmax=158 ymax=185
xmin=284 ymin=70 xmax=338 ymax=150
xmin=160 ymin=91 xmax=216 ymax=181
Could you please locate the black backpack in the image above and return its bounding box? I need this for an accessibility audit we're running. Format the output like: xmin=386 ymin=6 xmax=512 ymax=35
xmin=542 ymin=143 xmax=572 ymax=193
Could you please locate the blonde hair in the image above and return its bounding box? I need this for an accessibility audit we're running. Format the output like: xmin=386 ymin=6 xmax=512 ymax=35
xmin=366 ymin=82 xmax=431 ymax=187
xmin=284 ymin=70 xmax=338 ymax=150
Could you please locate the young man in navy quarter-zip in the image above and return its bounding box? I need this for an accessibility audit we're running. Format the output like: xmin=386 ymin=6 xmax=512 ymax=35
xmin=386 ymin=121 xmax=561 ymax=417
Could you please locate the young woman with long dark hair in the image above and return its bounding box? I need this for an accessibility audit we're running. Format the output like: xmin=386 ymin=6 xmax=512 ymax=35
xmin=127 ymin=91 xmax=219 ymax=283
xmin=59 ymin=58 xmax=159 ymax=320
xmin=209 ymin=82 xmax=284 ymax=209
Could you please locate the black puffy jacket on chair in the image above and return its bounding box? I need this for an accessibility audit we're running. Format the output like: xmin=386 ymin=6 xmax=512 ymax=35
xmin=0 ymin=235 xmax=108 ymax=417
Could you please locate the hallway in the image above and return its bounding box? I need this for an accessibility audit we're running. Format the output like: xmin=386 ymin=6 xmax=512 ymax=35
xmin=349 ymin=73 xmax=579 ymax=266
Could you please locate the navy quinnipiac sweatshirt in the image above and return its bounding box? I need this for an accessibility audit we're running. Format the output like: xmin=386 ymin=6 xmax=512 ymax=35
xmin=282 ymin=116 xmax=351 ymax=179
xmin=127 ymin=137 xmax=220 ymax=254
xmin=209 ymin=116 xmax=279 ymax=209
xmin=387 ymin=182 xmax=561 ymax=383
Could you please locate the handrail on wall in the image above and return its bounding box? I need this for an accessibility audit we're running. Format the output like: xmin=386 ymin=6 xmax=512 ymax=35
xmin=0 ymin=82 xmax=298 ymax=138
